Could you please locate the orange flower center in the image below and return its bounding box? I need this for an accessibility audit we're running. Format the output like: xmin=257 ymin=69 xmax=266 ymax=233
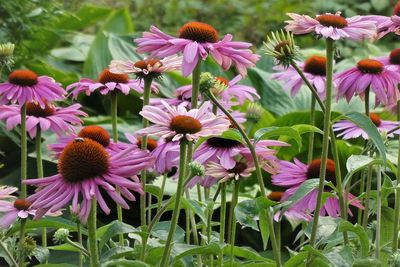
xmin=137 ymin=137 xmax=158 ymax=151
xmin=8 ymin=70 xmax=38 ymax=86
xmin=170 ymin=115 xmax=202 ymax=134
xmin=98 ymin=69 xmax=129 ymax=84
xmin=390 ymin=48 xmax=400 ymax=65
xmin=394 ymin=1 xmax=400 ymax=16
xmin=369 ymin=113 xmax=382 ymax=127
xmin=316 ymin=14 xmax=348 ymax=28
xmin=78 ymin=126 xmax=110 ymax=147
xmin=26 ymin=101 xmax=55 ymax=117
xmin=304 ymin=55 xmax=327 ymax=76
xmin=58 ymin=138 xmax=109 ymax=183
xmin=206 ymin=137 xmax=241 ymax=148
xmin=179 ymin=22 xmax=219 ymax=43
xmin=215 ymin=77 xmax=229 ymax=86
xmin=134 ymin=59 xmax=162 ymax=70
xmin=268 ymin=191 xmax=284 ymax=202
xmin=14 ymin=199 xmax=32 ymax=211
xmin=307 ymin=159 xmax=336 ymax=183
xmin=228 ymin=162 xmax=247 ymax=175
xmin=357 ymin=59 xmax=384 ymax=74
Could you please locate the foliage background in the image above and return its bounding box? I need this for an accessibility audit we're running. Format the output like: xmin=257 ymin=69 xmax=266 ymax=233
xmin=0 ymin=0 xmax=398 ymax=264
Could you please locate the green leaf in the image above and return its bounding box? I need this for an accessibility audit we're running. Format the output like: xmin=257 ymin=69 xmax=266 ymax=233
xmin=255 ymin=196 xmax=276 ymax=250
xmin=292 ymin=124 xmax=323 ymax=135
xmin=102 ymin=259 xmax=149 ymax=267
xmin=223 ymin=245 xmax=270 ymax=261
xmin=100 ymin=246 xmax=135 ymax=263
xmin=280 ymin=179 xmax=319 ymax=211
xmin=108 ymin=33 xmax=141 ymax=61
xmin=235 ymin=199 xmax=259 ymax=231
xmin=352 ymin=258 xmax=383 ymax=267
xmin=338 ymin=221 xmax=369 ymax=258
xmin=9 ymin=217 xmax=82 ymax=235
xmin=151 ymin=221 xmax=185 ymax=242
xmin=220 ymin=129 xmax=244 ymax=144
xmin=343 ymin=155 xmax=383 ymax=188
xmin=180 ymin=198 xmax=207 ymax=224
xmin=342 ymin=112 xmax=386 ymax=161
xmin=172 ymin=243 xmax=221 ymax=263
xmin=254 ymin=126 xmax=302 ymax=151
xmin=49 ymin=244 xmax=80 ymax=253
xmin=33 ymin=246 xmax=50 ymax=264
xmin=98 ymin=221 xmax=137 ymax=251
xmin=34 ymin=264 xmax=78 ymax=267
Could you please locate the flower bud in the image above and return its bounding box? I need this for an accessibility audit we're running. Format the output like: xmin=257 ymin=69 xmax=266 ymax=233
xmin=263 ymin=30 xmax=299 ymax=68
xmin=53 ymin=228 xmax=70 ymax=243
xmin=189 ymin=161 xmax=205 ymax=177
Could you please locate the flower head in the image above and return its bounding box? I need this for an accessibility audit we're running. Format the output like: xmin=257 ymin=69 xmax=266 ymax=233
xmin=205 ymin=160 xmax=254 ymax=183
xmin=0 ymin=70 xmax=65 ymax=107
xmin=263 ymin=30 xmax=299 ymax=68
xmin=136 ymin=101 xmax=230 ymax=142
xmin=26 ymin=138 xmax=153 ymax=222
xmin=246 ymin=103 xmax=263 ymax=121
xmin=67 ymin=68 xmax=158 ymax=98
xmin=273 ymin=55 xmax=329 ymax=100
xmin=333 ymin=113 xmax=400 ymax=139
xmin=135 ymin=22 xmax=260 ymax=76
xmin=0 ymin=42 xmax=15 ymax=70
xmin=0 ymin=198 xmax=34 ymax=228
xmin=335 ymin=59 xmax=400 ymax=105
xmin=285 ymin=12 xmax=376 ymax=41
xmin=0 ymin=102 xmax=87 ymax=138
xmin=109 ymin=55 xmax=182 ymax=80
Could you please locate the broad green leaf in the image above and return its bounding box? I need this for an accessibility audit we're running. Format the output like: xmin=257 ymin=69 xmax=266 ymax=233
xmin=342 ymin=112 xmax=386 ymax=161
xmin=102 ymin=259 xmax=149 ymax=267
xmin=108 ymin=33 xmax=141 ymax=61
xmin=146 ymin=184 xmax=161 ymax=200
xmin=34 ymin=265 xmax=78 ymax=267
xmin=100 ymin=246 xmax=135 ymax=263
xmin=324 ymin=246 xmax=354 ymax=267
xmin=352 ymin=258 xmax=382 ymax=267
xmin=292 ymin=124 xmax=323 ymax=135
xmin=223 ymin=245 xmax=270 ymax=261
xmin=9 ymin=217 xmax=83 ymax=235
xmin=172 ymin=243 xmax=221 ymax=263
xmin=380 ymin=207 xmax=394 ymax=264
xmin=33 ymin=247 xmax=50 ymax=264
xmin=151 ymin=221 xmax=185 ymax=242
xmin=343 ymin=155 xmax=383 ymax=188
xmin=235 ymin=199 xmax=259 ymax=231
xmin=254 ymin=126 xmax=302 ymax=151
xmin=49 ymin=244 xmax=80 ymax=253
xmin=283 ymin=251 xmax=329 ymax=267
xmin=98 ymin=221 xmax=137 ymax=251
xmin=180 ymin=198 xmax=207 ymax=224
xmin=338 ymin=221 xmax=369 ymax=258
xmin=255 ymin=196 xmax=276 ymax=250
xmin=280 ymin=179 xmax=319 ymax=212
xmin=220 ymin=129 xmax=245 ymax=144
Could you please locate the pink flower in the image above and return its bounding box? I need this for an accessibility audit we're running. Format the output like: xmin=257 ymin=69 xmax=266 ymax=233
xmin=205 ymin=160 xmax=254 ymax=183
xmin=67 ymin=68 xmax=158 ymax=98
xmin=272 ymin=158 xmax=364 ymax=217
xmin=109 ymin=55 xmax=182 ymax=80
xmin=0 ymin=70 xmax=65 ymax=108
xmin=135 ymin=22 xmax=260 ymax=76
xmin=335 ymin=59 xmax=400 ymax=105
xmin=0 ymin=186 xmax=17 ymax=199
xmin=136 ymin=101 xmax=230 ymax=142
xmin=0 ymin=102 xmax=87 ymax=138
xmin=377 ymin=48 xmax=400 ymax=72
xmin=268 ymin=192 xmax=312 ymax=222
xmin=285 ymin=12 xmax=376 ymax=41
xmin=273 ymin=55 xmax=329 ymax=100
xmin=25 ymin=138 xmax=153 ymax=223
xmin=217 ymin=75 xmax=260 ymax=104
xmin=333 ymin=113 xmax=400 ymax=139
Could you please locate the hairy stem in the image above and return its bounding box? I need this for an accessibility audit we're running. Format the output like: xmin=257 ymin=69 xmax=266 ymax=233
xmin=218 ymin=183 xmax=226 ymax=267
xmin=229 ymin=181 xmax=239 ymax=267
xmin=392 ymin=100 xmax=400 ymax=251
xmin=88 ymin=199 xmax=99 ymax=267
xmin=20 ymin=104 xmax=27 ymax=198
xmin=375 ymin=166 xmax=382 ymax=258
xmin=77 ymin=221 xmax=83 ymax=267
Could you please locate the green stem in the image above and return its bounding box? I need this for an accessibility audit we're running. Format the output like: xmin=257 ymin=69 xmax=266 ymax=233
xmin=218 ymin=183 xmax=226 ymax=267
xmin=392 ymin=100 xmax=400 ymax=251
xmin=160 ymin=140 xmax=188 ymax=266
xmin=157 ymin=175 xmax=167 ymax=212
xmin=307 ymin=96 xmax=316 ymax=164
xmin=20 ymin=104 xmax=27 ymax=198
xmin=65 ymin=238 xmax=90 ymax=257
xmin=375 ymin=166 xmax=382 ymax=258
xmin=0 ymin=240 xmax=18 ymax=267
xmin=140 ymin=78 xmax=153 ymax=228
xmin=186 ymin=208 xmax=191 ymax=244
xmin=88 ymin=198 xmax=99 ymax=267
xmin=229 ymin=181 xmax=239 ymax=267
xmin=363 ymin=87 xmax=372 ymax=230
xmin=77 ymin=221 xmax=83 ymax=267
xmin=35 ymin=127 xmax=47 ymax=253
xmin=307 ymin=38 xmax=334 ymax=263
xmin=110 ymin=92 xmax=124 ymax=245
xmin=185 ymin=190 xmax=200 ymax=245
xmin=206 ymin=90 xmax=281 ymax=267
xmin=18 ymin=218 xmax=27 ymax=266
xmin=358 ymin=171 xmax=365 ymax=225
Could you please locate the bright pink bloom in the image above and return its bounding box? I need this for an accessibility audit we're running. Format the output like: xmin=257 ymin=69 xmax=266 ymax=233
xmin=25 ymin=138 xmax=153 ymax=223
xmin=217 ymin=75 xmax=260 ymax=104
xmin=285 ymin=12 xmax=376 ymax=41
xmin=335 ymin=59 xmax=400 ymax=105
xmin=135 ymin=22 xmax=259 ymax=76
xmin=0 ymin=70 xmax=65 ymax=108
xmin=0 ymin=102 xmax=86 ymax=138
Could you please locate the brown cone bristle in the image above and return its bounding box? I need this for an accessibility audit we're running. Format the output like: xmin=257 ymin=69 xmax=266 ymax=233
xmin=8 ymin=70 xmax=38 ymax=86
xmin=206 ymin=137 xmax=241 ymax=148
xmin=98 ymin=69 xmax=129 ymax=84
xmin=357 ymin=59 xmax=384 ymax=74
xmin=26 ymin=101 xmax=55 ymax=117
xmin=14 ymin=199 xmax=32 ymax=211
xmin=268 ymin=191 xmax=284 ymax=202
xmin=58 ymin=138 xmax=109 ymax=183
xmin=137 ymin=137 xmax=158 ymax=151
xmin=307 ymin=159 xmax=336 ymax=183
xmin=78 ymin=126 xmax=110 ymax=147
xmin=390 ymin=48 xmax=400 ymax=65
xmin=304 ymin=55 xmax=327 ymax=76
xmin=179 ymin=22 xmax=219 ymax=43
xmin=228 ymin=162 xmax=247 ymax=175
xmin=369 ymin=113 xmax=382 ymax=127
xmin=316 ymin=14 xmax=348 ymax=28
xmin=170 ymin=115 xmax=202 ymax=134
xmin=274 ymin=41 xmax=291 ymax=54
xmin=216 ymin=77 xmax=229 ymax=86
xmin=394 ymin=0 xmax=400 ymax=16
xmin=134 ymin=59 xmax=162 ymax=70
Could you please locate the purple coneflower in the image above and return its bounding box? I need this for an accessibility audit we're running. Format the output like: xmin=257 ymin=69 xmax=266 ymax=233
xmin=135 ymin=22 xmax=260 ymax=76
xmin=377 ymin=48 xmax=400 ymax=72
xmin=333 ymin=113 xmax=400 ymax=139
xmin=0 ymin=70 xmax=65 ymax=107
xmin=272 ymin=158 xmax=364 ymax=217
xmin=67 ymin=68 xmax=158 ymax=98
xmin=205 ymin=160 xmax=254 ymax=183
xmin=273 ymin=55 xmax=329 ymax=100
xmin=268 ymin=191 xmax=312 ymax=222
xmin=0 ymin=101 xmax=87 ymax=138
xmin=216 ymin=76 xmax=260 ymax=104
xmin=136 ymin=101 xmax=230 ymax=142
xmin=285 ymin=12 xmax=376 ymax=41
xmin=25 ymin=138 xmax=153 ymax=222
xmin=335 ymin=59 xmax=400 ymax=105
